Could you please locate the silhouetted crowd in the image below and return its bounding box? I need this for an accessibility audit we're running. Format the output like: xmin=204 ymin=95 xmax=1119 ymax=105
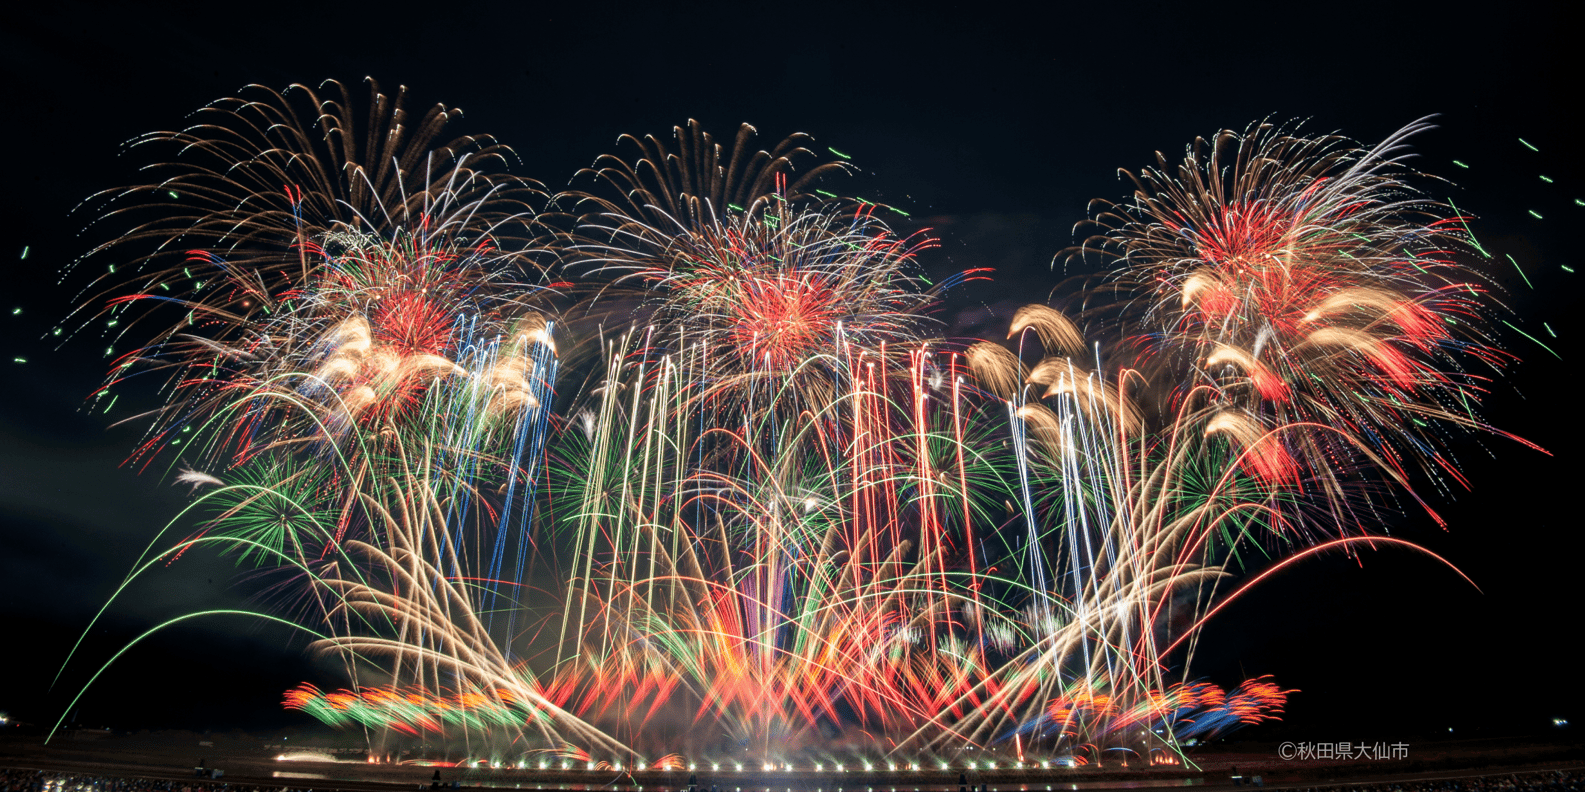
xmin=1285 ymin=769 xmax=1580 ymax=791
xmin=4 ymin=766 xmax=1581 ymax=792
xmin=1 ymin=770 xmax=311 ymax=792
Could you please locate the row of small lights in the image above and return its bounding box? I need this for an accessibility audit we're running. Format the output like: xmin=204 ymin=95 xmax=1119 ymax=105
xmin=475 ymin=760 xmax=1075 ymax=772
xmin=510 ymin=787 xmax=1062 ymax=792
xmin=531 ymin=788 xmax=1058 ymax=792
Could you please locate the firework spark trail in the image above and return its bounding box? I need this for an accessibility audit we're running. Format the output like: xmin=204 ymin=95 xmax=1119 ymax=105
xmin=545 ymin=330 xmax=958 ymax=752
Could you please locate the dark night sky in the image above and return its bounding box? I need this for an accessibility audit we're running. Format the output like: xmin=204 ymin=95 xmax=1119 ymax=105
xmin=1 ymin=0 xmax=1579 ymax=744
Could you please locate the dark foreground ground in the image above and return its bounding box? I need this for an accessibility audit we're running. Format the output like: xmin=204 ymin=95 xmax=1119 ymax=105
xmin=2 ymin=730 xmax=1582 ymax=792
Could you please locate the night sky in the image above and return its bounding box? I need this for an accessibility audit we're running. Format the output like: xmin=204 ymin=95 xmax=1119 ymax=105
xmin=2 ymin=0 xmax=1579 ymax=744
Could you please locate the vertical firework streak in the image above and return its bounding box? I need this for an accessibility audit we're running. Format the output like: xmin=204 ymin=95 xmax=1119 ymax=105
xmin=546 ymin=184 xmax=1002 ymax=754
xmin=286 ymin=322 xmax=627 ymax=754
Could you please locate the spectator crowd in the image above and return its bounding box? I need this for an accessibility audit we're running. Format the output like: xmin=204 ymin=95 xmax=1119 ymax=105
xmin=4 ymin=766 xmax=1581 ymax=792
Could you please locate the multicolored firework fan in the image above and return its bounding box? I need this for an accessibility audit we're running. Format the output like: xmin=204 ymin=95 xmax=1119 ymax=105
xmin=53 ymin=90 xmax=1538 ymax=771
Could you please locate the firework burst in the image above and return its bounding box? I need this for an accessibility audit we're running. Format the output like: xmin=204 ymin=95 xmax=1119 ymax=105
xmin=68 ymin=78 xmax=549 ymax=465
xmin=1072 ymin=119 xmax=1537 ymax=516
